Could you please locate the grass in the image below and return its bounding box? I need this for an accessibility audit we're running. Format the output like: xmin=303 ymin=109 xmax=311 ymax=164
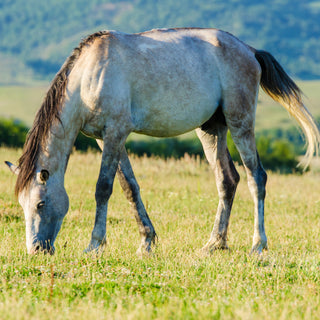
xmin=0 ymin=86 xmax=47 ymax=126
xmin=1 ymin=148 xmax=320 ymax=319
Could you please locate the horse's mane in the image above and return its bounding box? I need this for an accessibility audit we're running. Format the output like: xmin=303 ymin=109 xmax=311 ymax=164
xmin=15 ymin=31 xmax=110 ymax=196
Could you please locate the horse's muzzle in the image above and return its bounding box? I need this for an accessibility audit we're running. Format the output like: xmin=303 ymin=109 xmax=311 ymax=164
xmin=28 ymin=241 xmax=55 ymax=255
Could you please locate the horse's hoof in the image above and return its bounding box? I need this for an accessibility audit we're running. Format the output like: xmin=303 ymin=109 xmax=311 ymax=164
xmin=84 ymin=239 xmax=106 ymax=254
xmin=201 ymin=241 xmax=229 ymax=255
xmin=136 ymin=243 xmax=153 ymax=258
xmin=250 ymin=241 xmax=268 ymax=255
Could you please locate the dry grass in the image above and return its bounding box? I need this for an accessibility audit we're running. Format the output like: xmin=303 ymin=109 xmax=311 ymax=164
xmin=0 ymin=148 xmax=320 ymax=319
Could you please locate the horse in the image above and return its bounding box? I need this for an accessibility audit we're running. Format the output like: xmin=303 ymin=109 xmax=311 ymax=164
xmin=5 ymin=28 xmax=320 ymax=255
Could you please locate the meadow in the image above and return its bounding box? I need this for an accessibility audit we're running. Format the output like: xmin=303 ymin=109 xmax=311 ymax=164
xmin=0 ymin=81 xmax=320 ymax=319
xmin=0 ymin=148 xmax=320 ymax=319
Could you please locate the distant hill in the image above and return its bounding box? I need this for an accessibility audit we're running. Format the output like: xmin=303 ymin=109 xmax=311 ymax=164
xmin=1 ymin=0 xmax=320 ymax=84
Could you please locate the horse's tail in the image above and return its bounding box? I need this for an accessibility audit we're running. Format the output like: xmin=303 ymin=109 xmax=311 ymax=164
xmin=255 ymin=49 xmax=320 ymax=169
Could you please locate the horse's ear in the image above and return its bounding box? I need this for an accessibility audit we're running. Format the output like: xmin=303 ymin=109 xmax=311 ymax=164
xmin=5 ymin=161 xmax=20 ymax=175
xmin=40 ymin=169 xmax=50 ymax=182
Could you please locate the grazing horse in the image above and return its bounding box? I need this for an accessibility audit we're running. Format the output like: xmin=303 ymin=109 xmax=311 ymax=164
xmin=6 ymin=28 xmax=320 ymax=255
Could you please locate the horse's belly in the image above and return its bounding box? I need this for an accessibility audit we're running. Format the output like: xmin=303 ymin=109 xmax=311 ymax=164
xmin=132 ymin=99 xmax=218 ymax=137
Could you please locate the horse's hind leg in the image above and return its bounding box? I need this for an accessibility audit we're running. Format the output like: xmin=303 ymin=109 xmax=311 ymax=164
xmin=224 ymin=94 xmax=268 ymax=254
xmin=117 ymin=148 xmax=157 ymax=256
xmin=96 ymin=140 xmax=156 ymax=256
xmin=196 ymin=115 xmax=240 ymax=253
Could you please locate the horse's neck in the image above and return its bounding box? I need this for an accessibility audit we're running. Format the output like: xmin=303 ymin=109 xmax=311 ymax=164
xmin=38 ymin=100 xmax=82 ymax=177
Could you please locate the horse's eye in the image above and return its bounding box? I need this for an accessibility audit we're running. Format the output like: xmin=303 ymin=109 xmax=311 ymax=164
xmin=36 ymin=201 xmax=46 ymax=210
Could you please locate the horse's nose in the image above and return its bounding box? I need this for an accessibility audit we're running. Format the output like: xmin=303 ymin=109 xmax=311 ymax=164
xmin=42 ymin=241 xmax=55 ymax=255
xmin=28 ymin=243 xmax=41 ymax=254
xmin=28 ymin=241 xmax=55 ymax=255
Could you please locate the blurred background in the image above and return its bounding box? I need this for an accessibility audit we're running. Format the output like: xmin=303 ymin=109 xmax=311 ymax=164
xmin=1 ymin=0 xmax=320 ymax=84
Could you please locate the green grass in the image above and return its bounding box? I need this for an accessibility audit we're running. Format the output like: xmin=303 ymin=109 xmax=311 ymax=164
xmin=1 ymin=148 xmax=320 ymax=319
xmin=0 ymin=86 xmax=47 ymax=126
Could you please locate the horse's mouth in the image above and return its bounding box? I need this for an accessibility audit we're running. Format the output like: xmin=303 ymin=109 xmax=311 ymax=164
xmin=28 ymin=242 xmax=55 ymax=255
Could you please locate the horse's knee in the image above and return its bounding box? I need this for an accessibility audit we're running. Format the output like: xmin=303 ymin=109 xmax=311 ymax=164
xmin=95 ymin=179 xmax=113 ymax=202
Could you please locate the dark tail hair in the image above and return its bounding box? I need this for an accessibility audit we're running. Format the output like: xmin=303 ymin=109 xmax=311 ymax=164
xmin=255 ymin=50 xmax=320 ymax=168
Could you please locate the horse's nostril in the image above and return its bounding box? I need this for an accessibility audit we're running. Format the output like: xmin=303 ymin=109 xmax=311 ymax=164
xmin=34 ymin=244 xmax=40 ymax=252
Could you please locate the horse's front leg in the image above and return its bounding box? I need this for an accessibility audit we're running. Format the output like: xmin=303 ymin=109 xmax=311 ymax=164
xmin=85 ymin=135 xmax=124 ymax=253
xmin=117 ymin=148 xmax=157 ymax=256
xmin=96 ymin=139 xmax=156 ymax=256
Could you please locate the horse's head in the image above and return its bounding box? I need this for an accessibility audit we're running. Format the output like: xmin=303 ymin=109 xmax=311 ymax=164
xmin=5 ymin=161 xmax=69 ymax=254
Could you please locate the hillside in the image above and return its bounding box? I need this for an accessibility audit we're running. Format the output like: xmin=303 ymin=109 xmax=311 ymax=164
xmin=0 ymin=0 xmax=320 ymax=84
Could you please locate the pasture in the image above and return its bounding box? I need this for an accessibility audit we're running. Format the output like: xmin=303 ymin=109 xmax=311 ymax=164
xmin=0 ymin=148 xmax=320 ymax=319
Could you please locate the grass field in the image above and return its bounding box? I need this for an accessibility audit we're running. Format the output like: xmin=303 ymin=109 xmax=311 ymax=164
xmin=0 ymin=86 xmax=47 ymax=126
xmin=1 ymin=148 xmax=320 ymax=319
